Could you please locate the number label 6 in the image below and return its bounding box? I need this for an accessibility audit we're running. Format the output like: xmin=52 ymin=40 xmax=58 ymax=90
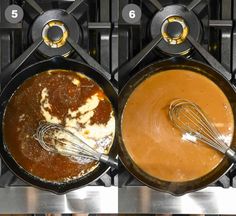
xmin=129 ymin=10 xmax=136 ymax=19
xmin=122 ymin=4 xmax=142 ymax=24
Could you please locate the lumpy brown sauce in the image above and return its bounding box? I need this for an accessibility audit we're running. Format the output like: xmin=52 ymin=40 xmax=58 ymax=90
xmin=3 ymin=70 xmax=114 ymax=182
xmin=122 ymin=69 xmax=234 ymax=182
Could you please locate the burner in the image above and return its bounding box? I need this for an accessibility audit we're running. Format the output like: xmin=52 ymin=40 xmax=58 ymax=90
xmin=31 ymin=9 xmax=82 ymax=57
xmin=161 ymin=16 xmax=189 ymax=45
xmin=42 ymin=21 xmax=68 ymax=48
xmin=150 ymin=5 xmax=202 ymax=55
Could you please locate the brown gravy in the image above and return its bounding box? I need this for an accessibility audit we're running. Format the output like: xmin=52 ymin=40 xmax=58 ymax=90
xmin=3 ymin=70 xmax=115 ymax=182
xmin=121 ymin=69 xmax=234 ymax=182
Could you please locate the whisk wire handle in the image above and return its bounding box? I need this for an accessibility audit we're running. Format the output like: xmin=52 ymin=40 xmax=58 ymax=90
xmin=100 ymin=154 xmax=118 ymax=168
xmin=169 ymin=99 xmax=236 ymax=163
xmin=226 ymin=148 xmax=236 ymax=163
xmin=34 ymin=122 xmax=118 ymax=168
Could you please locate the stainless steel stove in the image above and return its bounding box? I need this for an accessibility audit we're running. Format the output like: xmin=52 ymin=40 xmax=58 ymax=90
xmin=118 ymin=0 xmax=236 ymax=214
xmin=0 ymin=0 xmax=118 ymax=213
xmin=1 ymin=0 xmax=236 ymax=214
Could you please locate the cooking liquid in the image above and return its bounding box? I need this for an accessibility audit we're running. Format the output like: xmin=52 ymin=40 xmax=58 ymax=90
xmin=3 ymin=70 xmax=115 ymax=182
xmin=121 ymin=69 xmax=234 ymax=182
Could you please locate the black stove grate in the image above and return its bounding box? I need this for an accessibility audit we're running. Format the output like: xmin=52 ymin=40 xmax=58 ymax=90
xmin=118 ymin=0 xmax=233 ymax=87
xmin=118 ymin=0 xmax=236 ymax=189
xmin=0 ymin=0 xmax=118 ymax=187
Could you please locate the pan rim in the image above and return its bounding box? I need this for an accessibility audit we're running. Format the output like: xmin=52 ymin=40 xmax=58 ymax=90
xmin=0 ymin=56 xmax=118 ymax=194
xmin=118 ymin=57 xmax=236 ymax=195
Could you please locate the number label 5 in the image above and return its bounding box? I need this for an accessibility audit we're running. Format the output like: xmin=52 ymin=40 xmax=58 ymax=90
xmin=11 ymin=10 xmax=18 ymax=18
xmin=5 ymin=5 xmax=24 ymax=24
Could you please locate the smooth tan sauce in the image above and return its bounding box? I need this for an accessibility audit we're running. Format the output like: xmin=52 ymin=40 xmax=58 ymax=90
xmin=122 ymin=69 xmax=234 ymax=182
xmin=3 ymin=70 xmax=115 ymax=182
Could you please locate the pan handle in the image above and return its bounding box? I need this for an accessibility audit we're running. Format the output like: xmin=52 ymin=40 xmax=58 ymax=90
xmin=99 ymin=154 xmax=118 ymax=169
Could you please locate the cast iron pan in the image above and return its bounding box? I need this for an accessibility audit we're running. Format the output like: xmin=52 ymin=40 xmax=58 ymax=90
xmin=0 ymin=56 xmax=117 ymax=194
xmin=118 ymin=57 xmax=236 ymax=195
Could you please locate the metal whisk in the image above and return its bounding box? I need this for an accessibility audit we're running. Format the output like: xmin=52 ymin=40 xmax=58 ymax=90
xmin=34 ymin=122 xmax=118 ymax=168
xmin=169 ymin=99 xmax=236 ymax=162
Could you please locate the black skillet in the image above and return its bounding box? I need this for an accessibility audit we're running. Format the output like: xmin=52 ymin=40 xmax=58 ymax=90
xmin=0 ymin=56 xmax=117 ymax=194
xmin=118 ymin=57 xmax=236 ymax=195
